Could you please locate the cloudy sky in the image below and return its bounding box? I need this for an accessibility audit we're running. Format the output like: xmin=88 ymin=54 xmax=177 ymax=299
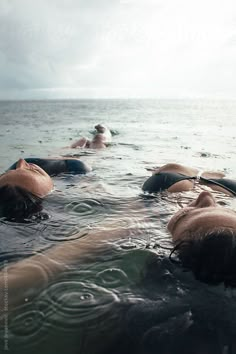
xmin=0 ymin=0 xmax=236 ymax=99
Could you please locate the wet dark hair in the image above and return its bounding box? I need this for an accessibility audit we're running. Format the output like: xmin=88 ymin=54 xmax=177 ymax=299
xmin=170 ymin=231 xmax=236 ymax=287
xmin=0 ymin=185 xmax=43 ymax=221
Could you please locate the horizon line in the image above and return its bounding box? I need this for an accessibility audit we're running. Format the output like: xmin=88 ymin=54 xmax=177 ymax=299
xmin=1 ymin=97 xmax=236 ymax=102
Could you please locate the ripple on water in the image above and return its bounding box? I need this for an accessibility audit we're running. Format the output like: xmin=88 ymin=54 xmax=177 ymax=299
xmin=43 ymin=224 xmax=87 ymax=242
xmin=0 ymin=250 xmax=35 ymax=265
xmin=113 ymin=237 xmax=149 ymax=251
xmin=40 ymin=280 xmax=120 ymax=329
xmin=10 ymin=309 xmax=45 ymax=337
xmin=96 ymin=268 xmax=129 ymax=287
xmin=4 ymin=304 xmax=48 ymax=350
xmin=65 ymin=198 xmax=103 ymax=216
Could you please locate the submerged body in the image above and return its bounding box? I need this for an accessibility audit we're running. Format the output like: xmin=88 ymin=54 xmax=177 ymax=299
xmin=0 ymin=191 xmax=236 ymax=354
xmin=168 ymin=191 xmax=236 ymax=286
xmin=1 ymin=188 xmax=236 ymax=313
xmin=0 ymin=159 xmax=54 ymax=220
xmin=0 ymin=156 xmax=91 ymax=220
xmin=0 ymin=158 xmax=53 ymax=197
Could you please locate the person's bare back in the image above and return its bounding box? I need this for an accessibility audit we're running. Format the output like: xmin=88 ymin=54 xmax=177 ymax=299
xmin=71 ymin=124 xmax=112 ymax=149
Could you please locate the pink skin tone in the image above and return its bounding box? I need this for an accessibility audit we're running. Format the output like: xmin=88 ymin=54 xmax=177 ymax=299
xmin=71 ymin=124 xmax=112 ymax=149
xmin=71 ymin=137 xmax=90 ymax=148
xmin=90 ymin=133 xmax=107 ymax=149
xmin=0 ymin=159 xmax=53 ymax=197
xmin=168 ymin=191 xmax=236 ymax=242
xmin=0 ymin=219 xmax=131 ymax=312
xmin=147 ymin=163 xmax=232 ymax=195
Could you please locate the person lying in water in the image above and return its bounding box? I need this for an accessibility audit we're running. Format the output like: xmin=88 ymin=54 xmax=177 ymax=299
xmin=71 ymin=124 xmax=112 ymax=149
xmin=0 ymin=157 xmax=91 ymax=220
xmin=143 ymin=163 xmax=236 ymax=196
xmin=168 ymin=190 xmax=236 ymax=286
xmin=1 ymin=190 xmax=236 ymax=314
xmin=0 ymin=158 xmax=53 ymax=220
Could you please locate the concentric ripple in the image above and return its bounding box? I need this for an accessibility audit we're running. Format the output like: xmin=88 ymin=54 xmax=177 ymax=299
xmin=10 ymin=309 xmax=45 ymax=337
xmin=41 ymin=280 xmax=120 ymax=329
xmin=65 ymin=198 xmax=103 ymax=216
xmin=4 ymin=304 xmax=48 ymax=350
xmin=113 ymin=237 xmax=148 ymax=251
xmin=96 ymin=268 xmax=129 ymax=287
xmin=43 ymin=225 xmax=87 ymax=242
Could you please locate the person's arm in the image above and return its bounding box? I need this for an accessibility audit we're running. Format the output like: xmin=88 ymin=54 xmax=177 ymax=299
xmin=71 ymin=137 xmax=90 ymax=148
xmin=0 ymin=221 xmax=132 ymax=313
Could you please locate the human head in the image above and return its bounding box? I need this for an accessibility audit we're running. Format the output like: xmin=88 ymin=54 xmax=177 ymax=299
xmin=168 ymin=191 xmax=236 ymax=287
xmin=0 ymin=159 xmax=52 ymax=220
xmin=95 ymin=124 xmax=106 ymax=134
xmin=0 ymin=159 xmax=53 ymax=197
xmin=0 ymin=185 xmax=42 ymax=221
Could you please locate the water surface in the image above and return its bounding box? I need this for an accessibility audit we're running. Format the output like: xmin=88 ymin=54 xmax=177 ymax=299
xmin=0 ymin=99 xmax=236 ymax=354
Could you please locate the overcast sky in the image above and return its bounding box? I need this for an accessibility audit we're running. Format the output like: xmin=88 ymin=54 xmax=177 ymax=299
xmin=0 ymin=0 xmax=236 ymax=99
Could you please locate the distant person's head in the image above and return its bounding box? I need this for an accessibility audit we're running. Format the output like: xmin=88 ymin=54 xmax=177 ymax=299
xmin=95 ymin=124 xmax=107 ymax=134
xmin=91 ymin=124 xmax=112 ymax=148
xmin=168 ymin=191 xmax=236 ymax=287
xmin=0 ymin=159 xmax=53 ymax=220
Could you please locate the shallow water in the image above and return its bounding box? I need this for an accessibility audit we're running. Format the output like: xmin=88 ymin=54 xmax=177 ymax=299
xmin=0 ymin=99 xmax=236 ymax=353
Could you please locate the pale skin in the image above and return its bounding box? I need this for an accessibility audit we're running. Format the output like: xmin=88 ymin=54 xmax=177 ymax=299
xmin=0 ymin=221 xmax=132 ymax=313
xmin=71 ymin=124 xmax=112 ymax=149
xmin=147 ymin=163 xmax=232 ymax=195
xmin=168 ymin=190 xmax=236 ymax=242
xmin=0 ymin=158 xmax=53 ymax=197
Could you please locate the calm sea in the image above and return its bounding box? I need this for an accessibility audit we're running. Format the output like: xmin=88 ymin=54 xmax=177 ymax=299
xmin=0 ymin=99 xmax=236 ymax=354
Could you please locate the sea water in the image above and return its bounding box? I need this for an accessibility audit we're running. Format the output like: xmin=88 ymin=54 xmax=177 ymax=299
xmin=0 ymin=99 xmax=236 ymax=354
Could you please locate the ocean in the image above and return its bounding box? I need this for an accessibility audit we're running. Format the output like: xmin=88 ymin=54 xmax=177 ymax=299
xmin=0 ymin=99 xmax=236 ymax=354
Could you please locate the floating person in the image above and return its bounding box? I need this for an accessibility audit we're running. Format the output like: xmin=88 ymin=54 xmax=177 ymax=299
xmin=71 ymin=124 xmax=112 ymax=149
xmin=142 ymin=163 xmax=236 ymax=196
xmin=7 ymin=157 xmax=92 ymax=176
xmin=1 ymin=157 xmax=91 ymax=220
xmin=1 ymin=190 xmax=236 ymax=314
xmin=168 ymin=190 xmax=236 ymax=286
xmin=0 ymin=158 xmax=53 ymax=220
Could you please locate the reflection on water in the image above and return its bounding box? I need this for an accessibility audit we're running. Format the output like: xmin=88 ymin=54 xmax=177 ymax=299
xmin=0 ymin=99 xmax=236 ymax=353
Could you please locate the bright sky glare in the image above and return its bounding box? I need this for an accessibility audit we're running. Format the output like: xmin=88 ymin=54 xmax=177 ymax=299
xmin=0 ymin=0 xmax=236 ymax=99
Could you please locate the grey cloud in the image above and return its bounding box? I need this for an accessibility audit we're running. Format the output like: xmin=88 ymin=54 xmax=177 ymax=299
xmin=0 ymin=0 xmax=120 ymax=91
xmin=0 ymin=0 xmax=235 ymax=99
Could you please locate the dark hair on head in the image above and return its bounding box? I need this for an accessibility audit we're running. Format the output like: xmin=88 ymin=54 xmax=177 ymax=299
xmin=0 ymin=185 xmax=43 ymax=221
xmin=169 ymin=231 xmax=236 ymax=287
